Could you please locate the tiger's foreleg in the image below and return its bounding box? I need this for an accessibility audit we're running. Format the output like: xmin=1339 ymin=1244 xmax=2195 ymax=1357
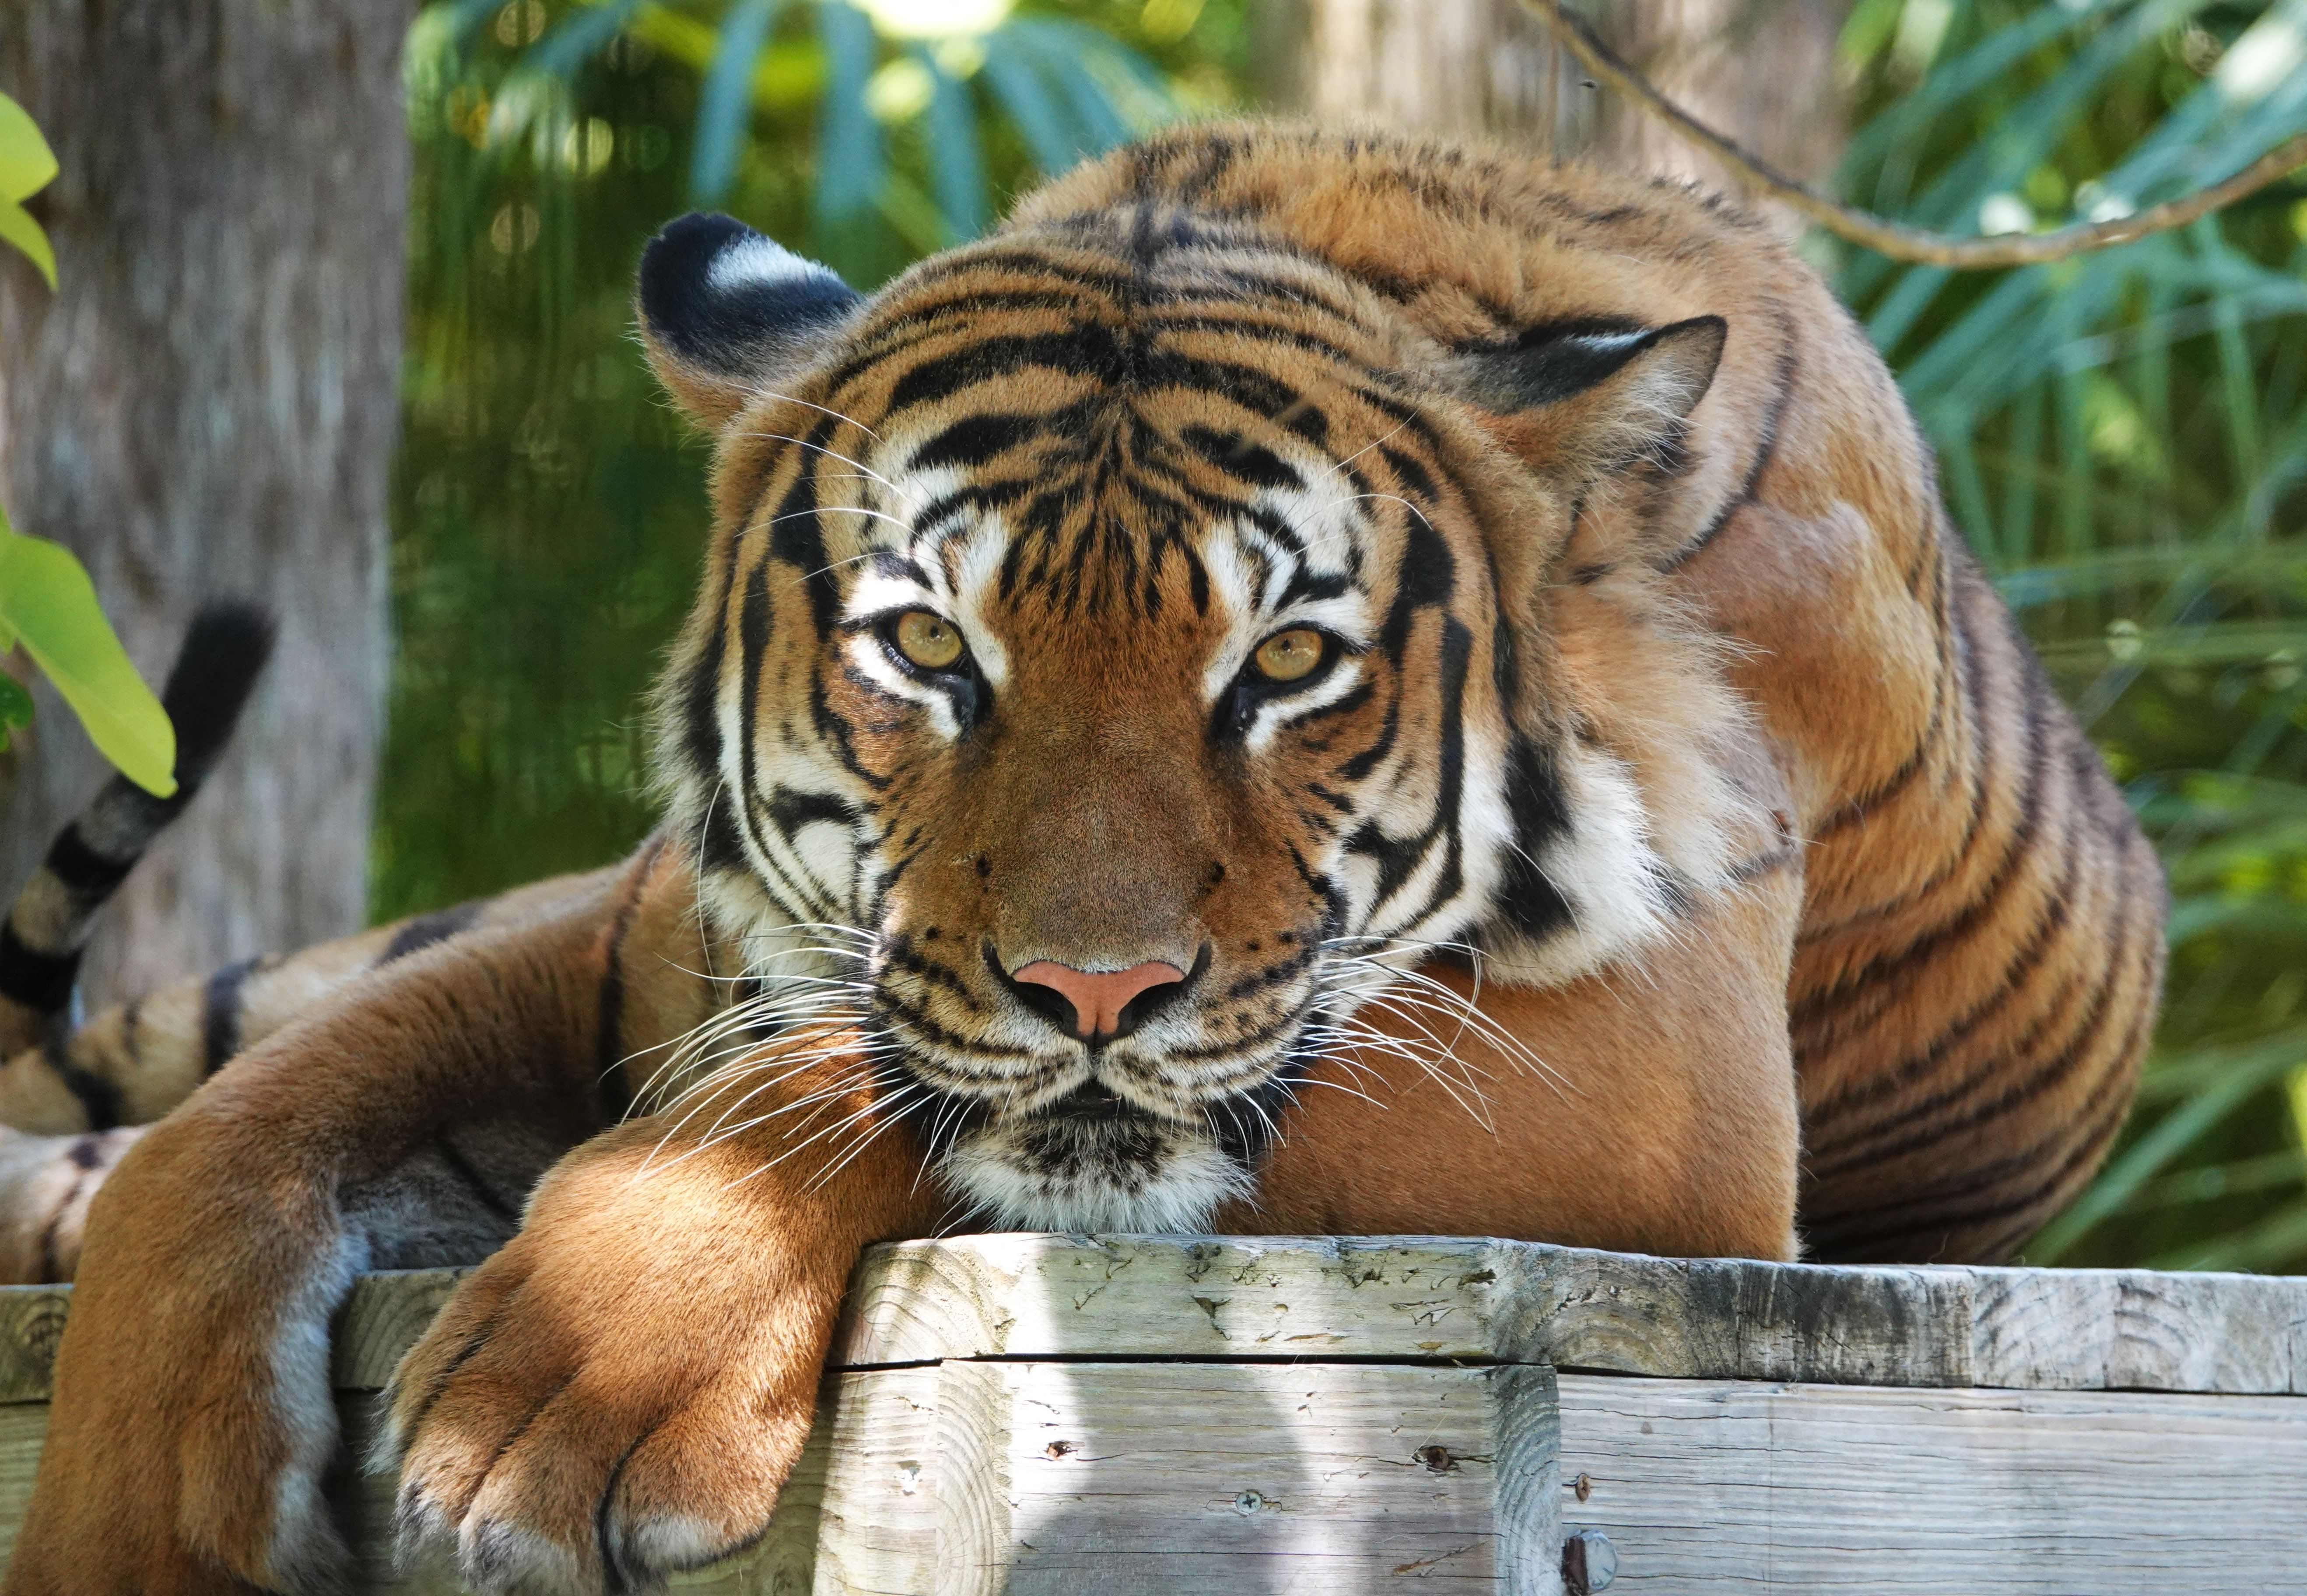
xmin=3 ymin=900 xmax=620 ymax=1596
xmin=384 ymin=1035 xmax=947 ymax=1593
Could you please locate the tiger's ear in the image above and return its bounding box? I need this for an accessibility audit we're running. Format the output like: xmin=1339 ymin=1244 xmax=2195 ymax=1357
xmin=1441 ymin=316 xmax=1726 ymax=482
xmin=637 ymin=213 xmax=864 ymax=430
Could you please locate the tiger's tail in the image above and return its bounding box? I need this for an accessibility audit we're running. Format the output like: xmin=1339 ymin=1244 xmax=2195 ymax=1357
xmin=0 ymin=600 xmax=276 ymax=1056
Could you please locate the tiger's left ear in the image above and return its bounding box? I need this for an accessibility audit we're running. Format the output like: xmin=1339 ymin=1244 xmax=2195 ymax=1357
xmin=637 ymin=212 xmax=865 ymax=429
xmin=1440 ymin=315 xmax=1727 ymax=482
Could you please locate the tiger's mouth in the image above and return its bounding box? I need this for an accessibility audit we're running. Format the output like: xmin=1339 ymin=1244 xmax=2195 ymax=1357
xmin=844 ymin=921 xmax=1409 ymax=1230
xmin=930 ymin=1079 xmax=1259 ymax=1232
xmin=887 ymin=1045 xmax=1304 ymax=1232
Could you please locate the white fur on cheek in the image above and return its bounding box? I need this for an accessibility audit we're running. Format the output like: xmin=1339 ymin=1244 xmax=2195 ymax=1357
xmin=1484 ymin=738 xmax=1676 ymax=987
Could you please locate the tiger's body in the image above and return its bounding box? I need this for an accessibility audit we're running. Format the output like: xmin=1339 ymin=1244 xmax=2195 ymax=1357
xmin=2 ymin=125 xmax=2160 ymax=1596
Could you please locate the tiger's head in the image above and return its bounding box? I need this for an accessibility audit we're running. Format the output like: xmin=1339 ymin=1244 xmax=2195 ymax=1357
xmin=638 ymin=200 xmax=1767 ymax=1231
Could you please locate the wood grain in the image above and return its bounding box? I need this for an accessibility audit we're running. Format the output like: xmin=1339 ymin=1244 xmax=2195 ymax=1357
xmin=0 ymin=1236 xmax=2304 ymax=1591
xmin=924 ymin=1360 xmax=1557 ymax=1594
xmin=3 ymin=1236 xmax=2303 ymax=1403
xmin=333 ymin=1360 xmax=1558 ymax=1594
xmin=1552 ymin=1372 xmax=2307 ymax=1591
xmin=830 ymin=1235 xmax=2307 ymax=1394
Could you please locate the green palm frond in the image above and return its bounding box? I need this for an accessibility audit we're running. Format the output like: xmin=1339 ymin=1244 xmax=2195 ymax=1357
xmin=425 ymin=0 xmax=1182 ymax=279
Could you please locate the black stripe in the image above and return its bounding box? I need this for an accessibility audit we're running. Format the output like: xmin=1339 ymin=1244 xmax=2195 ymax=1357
xmin=42 ymin=827 xmax=137 ymax=899
xmin=1806 ymin=1035 xmax=2140 ymax=1263
xmin=0 ymin=923 xmax=83 ymax=1013
xmin=200 ymin=956 xmax=262 ymax=1076
xmin=35 ymin=1138 xmax=106 ymax=1284
xmin=1658 ymin=304 xmax=1799 ymax=574
xmin=1791 ymin=644 xmax=2051 ymax=1033
xmin=1816 ymin=893 xmax=2143 ymax=1182
xmin=1807 ymin=727 xmax=2094 ymax=1140
xmin=381 ymin=901 xmax=482 ymax=964
xmin=1494 ymin=735 xmax=1576 ymax=943
xmin=1797 ymin=586 xmax=1995 ymax=947
xmin=44 ymin=1043 xmax=120 ymax=1133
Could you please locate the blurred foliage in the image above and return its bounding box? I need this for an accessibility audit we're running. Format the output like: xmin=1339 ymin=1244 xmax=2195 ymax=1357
xmin=1833 ymin=0 xmax=2307 ymax=1270
xmin=379 ymin=0 xmax=1247 ymax=916
xmin=386 ymin=0 xmax=2307 ymax=1270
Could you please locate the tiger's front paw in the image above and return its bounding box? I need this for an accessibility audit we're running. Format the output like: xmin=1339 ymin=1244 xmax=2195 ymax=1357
xmin=380 ymin=1124 xmax=862 ymax=1594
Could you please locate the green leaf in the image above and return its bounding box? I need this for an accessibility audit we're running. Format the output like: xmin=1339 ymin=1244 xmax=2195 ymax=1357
xmin=0 ymin=518 xmax=175 ymax=796
xmin=0 ymin=92 xmax=57 ymax=203
xmin=691 ymin=0 xmax=783 ymax=205
xmin=813 ymin=0 xmax=884 ymax=225
xmin=915 ymin=43 xmax=987 ymax=244
xmin=978 ymin=28 xmax=1078 ymax=173
xmin=0 ymin=196 xmax=54 ymax=289
xmin=0 ymin=672 xmax=31 ymax=752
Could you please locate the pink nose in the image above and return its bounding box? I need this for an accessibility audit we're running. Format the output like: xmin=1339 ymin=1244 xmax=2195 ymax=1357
xmin=1011 ymin=960 xmax=1186 ymax=1040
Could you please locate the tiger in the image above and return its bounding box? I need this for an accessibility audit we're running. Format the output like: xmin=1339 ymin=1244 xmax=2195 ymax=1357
xmin=2 ymin=122 xmax=2163 ymax=1596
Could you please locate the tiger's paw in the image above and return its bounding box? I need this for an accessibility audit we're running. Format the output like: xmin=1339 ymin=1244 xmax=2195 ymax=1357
xmin=380 ymin=1129 xmax=848 ymax=1595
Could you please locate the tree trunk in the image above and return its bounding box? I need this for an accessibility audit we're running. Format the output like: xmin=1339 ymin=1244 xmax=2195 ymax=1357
xmin=0 ymin=0 xmax=407 ymax=1005
xmin=1287 ymin=0 xmax=1851 ymax=232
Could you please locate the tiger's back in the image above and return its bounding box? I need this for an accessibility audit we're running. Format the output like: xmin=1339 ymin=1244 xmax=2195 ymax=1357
xmin=1018 ymin=126 xmax=2164 ymax=1263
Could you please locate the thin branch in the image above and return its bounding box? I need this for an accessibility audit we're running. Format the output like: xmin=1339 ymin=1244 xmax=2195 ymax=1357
xmin=1518 ymin=0 xmax=2307 ymax=270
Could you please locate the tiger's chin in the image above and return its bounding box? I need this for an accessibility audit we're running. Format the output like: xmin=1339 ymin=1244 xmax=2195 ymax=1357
xmin=940 ymin=1101 xmax=1253 ymax=1233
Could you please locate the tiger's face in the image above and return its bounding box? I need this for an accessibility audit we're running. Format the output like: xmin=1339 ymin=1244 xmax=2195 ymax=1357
xmin=639 ymin=208 xmax=1744 ymax=1230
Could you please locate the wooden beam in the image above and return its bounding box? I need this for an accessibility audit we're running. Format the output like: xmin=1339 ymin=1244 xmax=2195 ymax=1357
xmin=1554 ymin=1372 xmax=2307 ymax=1591
xmin=5 ymin=1235 xmax=2306 ymax=1403
xmin=830 ymin=1235 xmax=2307 ymax=1394
xmin=2 ymin=1236 xmax=2304 ymax=1591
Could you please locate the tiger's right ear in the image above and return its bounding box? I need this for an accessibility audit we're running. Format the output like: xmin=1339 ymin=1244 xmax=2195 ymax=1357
xmin=637 ymin=213 xmax=864 ymax=430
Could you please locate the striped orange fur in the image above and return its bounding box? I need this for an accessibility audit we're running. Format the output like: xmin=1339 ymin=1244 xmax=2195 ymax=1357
xmin=2 ymin=125 xmax=2160 ymax=1594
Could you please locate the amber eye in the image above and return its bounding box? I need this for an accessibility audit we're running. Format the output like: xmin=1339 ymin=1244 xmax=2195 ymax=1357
xmin=893 ymin=611 xmax=966 ymax=672
xmin=1252 ymin=628 xmax=1327 ymax=684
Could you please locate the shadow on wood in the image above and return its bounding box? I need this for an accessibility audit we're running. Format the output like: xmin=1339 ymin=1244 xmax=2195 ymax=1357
xmin=0 ymin=1234 xmax=2301 ymax=1591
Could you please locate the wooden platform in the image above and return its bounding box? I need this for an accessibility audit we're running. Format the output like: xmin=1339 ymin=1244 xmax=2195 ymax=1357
xmin=0 ymin=1234 xmax=2302 ymax=1591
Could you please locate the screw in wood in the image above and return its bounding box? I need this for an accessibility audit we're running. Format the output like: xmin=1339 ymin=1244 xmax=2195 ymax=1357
xmin=1561 ymin=1527 xmax=1619 ymax=1594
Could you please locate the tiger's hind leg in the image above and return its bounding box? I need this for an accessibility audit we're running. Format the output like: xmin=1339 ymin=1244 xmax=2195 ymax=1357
xmin=0 ymin=1126 xmax=143 ymax=1284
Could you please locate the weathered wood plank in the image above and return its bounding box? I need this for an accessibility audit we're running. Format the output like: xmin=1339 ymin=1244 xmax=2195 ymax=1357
xmin=1484 ymin=1247 xmax=1975 ymax=1386
xmin=335 ymin=1268 xmax=466 ymax=1391
xmin=4 ymin=1236 xmax=2306 ymax=1408
xmin=833 ymin=1236 xmax=1509 ymax=1365
xmin=922 ymin=1360 xmax=1559 ymax=1594
xmin=1966 ymin=1264 xmax=2307 ymax=1394
xmin=0 ymin=1405 xmax=44 ymax=1572
xmin=832 ymin=1235 xmax=2307 ymax=1394
xmin=340 ymin=1368 xmax=942 ymax=1594
xmin=0 ymin=1291 xmax=67 ymax=1407
xmin=5 ymin=1235 xmax=2303 ymax=1402
xmin=336 ymin=1360 xmax=1559 ymax=1594
xmin=1552 ymin=1372 xmax=2307 ymax=1591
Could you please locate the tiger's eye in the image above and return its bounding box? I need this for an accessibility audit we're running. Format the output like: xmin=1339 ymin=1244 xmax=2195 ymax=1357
xmin=894 ymin=611 xmax=965 ymax=672
xmin=1252 ymin=628 xmax=1325 ymax=683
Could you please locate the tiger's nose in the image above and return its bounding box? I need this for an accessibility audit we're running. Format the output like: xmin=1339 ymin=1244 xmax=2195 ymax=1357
xmin=1010 ymin=960 xmax=1188 ymax=1041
